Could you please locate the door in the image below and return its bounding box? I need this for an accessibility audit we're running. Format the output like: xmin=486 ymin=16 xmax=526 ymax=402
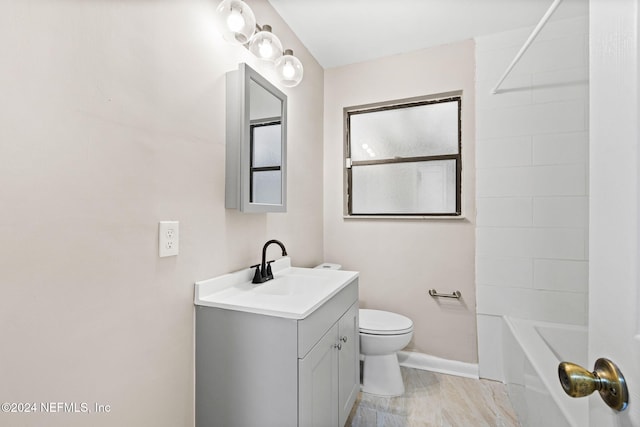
xmin=589 ymin=0 xmax=640 ymax=425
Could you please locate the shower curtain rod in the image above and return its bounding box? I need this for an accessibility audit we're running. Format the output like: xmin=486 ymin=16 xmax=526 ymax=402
xmin=491 ymin=0 xmax=564 ymax=94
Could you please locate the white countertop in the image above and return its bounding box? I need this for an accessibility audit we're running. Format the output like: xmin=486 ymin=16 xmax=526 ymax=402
xmin=194 ymin=257 xmax=358 ymax=319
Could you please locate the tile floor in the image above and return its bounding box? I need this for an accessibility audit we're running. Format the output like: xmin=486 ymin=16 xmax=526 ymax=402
xmin=347 ymin=367 xmax=520 ymax=427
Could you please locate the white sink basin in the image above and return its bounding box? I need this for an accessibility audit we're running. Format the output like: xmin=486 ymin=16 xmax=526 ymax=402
xmin=194 ymin=257 xmax=358 ymax=319
xmin=252 ymin=275 xmax=320 ymax=296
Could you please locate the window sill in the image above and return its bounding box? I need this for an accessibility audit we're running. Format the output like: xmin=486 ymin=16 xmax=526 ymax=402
xmin=343 ymin=215 xmax=468 ymax=221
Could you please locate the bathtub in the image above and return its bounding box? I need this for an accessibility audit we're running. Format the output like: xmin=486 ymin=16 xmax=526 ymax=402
xmin=503 ymin=317 xmax=588 ymax=427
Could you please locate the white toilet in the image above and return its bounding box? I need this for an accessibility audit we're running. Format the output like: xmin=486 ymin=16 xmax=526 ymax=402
xmin=359 ymin=309 xmax=414 ymax=397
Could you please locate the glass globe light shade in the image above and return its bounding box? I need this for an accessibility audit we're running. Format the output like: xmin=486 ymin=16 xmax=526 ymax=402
xmin=248 ymin=25 xmax=283 ymax=62
xmin=214 ymin=0 xmax=256 ymax=45
xmin=274 ymin=49 xmax=304 ymax=87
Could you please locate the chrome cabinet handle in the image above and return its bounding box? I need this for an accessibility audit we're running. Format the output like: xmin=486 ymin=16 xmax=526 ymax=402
xmin=558 ymin=358 xmax=628 ymax=411
xmin=334 ymin=343 xmax=342 ymax=350
xmin=340 ymin=336 xmax=348 ymax=343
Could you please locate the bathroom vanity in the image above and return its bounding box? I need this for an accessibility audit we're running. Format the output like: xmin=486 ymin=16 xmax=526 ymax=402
xmin=194 ymin=258 xmax=359 ymax=427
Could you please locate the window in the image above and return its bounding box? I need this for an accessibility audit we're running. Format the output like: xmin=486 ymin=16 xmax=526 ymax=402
xmin=344 ymin=95 xmax=462 ymax=217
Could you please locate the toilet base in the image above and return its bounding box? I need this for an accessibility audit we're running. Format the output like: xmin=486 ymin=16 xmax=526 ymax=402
xmin=361 ymin=353 xmax=405 ymax=397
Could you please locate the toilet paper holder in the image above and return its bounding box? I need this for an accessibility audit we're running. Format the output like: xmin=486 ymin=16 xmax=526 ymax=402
xmin=428 ymin=289 xmax=462 ymax=299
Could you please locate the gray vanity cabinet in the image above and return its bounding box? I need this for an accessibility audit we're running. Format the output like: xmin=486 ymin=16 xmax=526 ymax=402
xmin=195 ymin=279 xmax=359 ymax=427
xmin=299 ymin=302 xmax=359 ymax=427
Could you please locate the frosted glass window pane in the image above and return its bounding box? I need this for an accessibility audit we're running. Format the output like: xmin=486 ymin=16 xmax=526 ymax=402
xmin=252 ymin=171 xmax=281 ymax=204
xmin=351 ymin=160 xmax=456 ymax=214
xmin=350 ymin=100 xmax=459 ymax=161
xmin=252 ymin=124 xmax=282 ymax=167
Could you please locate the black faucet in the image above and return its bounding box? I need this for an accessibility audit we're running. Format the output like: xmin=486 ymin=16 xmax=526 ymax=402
xmin=252 ymin=240 xmax=288 ymax=284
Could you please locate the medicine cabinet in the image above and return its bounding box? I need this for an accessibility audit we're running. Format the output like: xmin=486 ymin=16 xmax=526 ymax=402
xmin=225 ymin=63 xmax=287 ymax=213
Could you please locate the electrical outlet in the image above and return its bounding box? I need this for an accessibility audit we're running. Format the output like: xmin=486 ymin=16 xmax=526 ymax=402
xmin=159 ymin=221 xmax=179 ymax=257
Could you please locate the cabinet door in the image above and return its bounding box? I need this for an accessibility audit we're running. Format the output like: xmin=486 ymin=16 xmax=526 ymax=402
xmin=337 ymin=303 xmax=360 ymax=427
xmin=299 ymin=324 xmax=339 ymax=427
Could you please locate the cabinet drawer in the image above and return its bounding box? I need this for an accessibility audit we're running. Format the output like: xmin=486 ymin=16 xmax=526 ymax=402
xmin=298 ymin=279 xmax=358 ymax=358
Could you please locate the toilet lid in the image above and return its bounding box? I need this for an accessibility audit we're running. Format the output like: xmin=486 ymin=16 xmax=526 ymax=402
xmin=359 ymin=309 xmax=413 ymax=335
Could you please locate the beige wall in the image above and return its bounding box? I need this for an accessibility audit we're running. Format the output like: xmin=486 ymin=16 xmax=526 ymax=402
xmin=0 ymin=1 xmax=323 ymax=426
xmin=323 ymin=40 xmax=477 ymax=363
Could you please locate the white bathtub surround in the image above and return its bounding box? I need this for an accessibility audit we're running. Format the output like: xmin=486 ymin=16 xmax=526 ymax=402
xmin=475 ymin=15 xmax=589 ymax=382
xmin=476 ymin=315 xmax=506 ymax=381
xmin=503 ymin=316 xmax=587 ymax=427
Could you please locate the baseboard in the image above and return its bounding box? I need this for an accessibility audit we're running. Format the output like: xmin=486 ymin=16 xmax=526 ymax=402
xmin=397 ymin=351 xmax=479 ymax=379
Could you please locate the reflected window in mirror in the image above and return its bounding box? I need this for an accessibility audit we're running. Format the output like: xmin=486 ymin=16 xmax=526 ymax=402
xmin=250 ymin=120 xmax=282 ymax=204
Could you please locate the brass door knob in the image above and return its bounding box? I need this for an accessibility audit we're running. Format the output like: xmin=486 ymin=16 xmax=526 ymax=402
xmin=558 ymin=358 xmax=628 ymax=411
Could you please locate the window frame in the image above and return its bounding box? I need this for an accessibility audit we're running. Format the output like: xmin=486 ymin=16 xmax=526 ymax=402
xmin=344 ymin=94 xmax=462 ymax=217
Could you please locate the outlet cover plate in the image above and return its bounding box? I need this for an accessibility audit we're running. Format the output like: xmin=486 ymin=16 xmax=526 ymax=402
xmin=159 ymin=221 xmax=179 ymax=257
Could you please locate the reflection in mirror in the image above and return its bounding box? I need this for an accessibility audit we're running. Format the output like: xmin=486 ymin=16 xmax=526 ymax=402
xmin=249 ymin=80 xmax=282 ymax=204
xmin=251 ymin=122 xmax=282 ymax=204
xmin=225 ymin=63 xmax=287 ymax=213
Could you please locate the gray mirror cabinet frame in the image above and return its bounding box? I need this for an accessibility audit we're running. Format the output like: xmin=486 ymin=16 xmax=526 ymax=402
xmin=225 ymin=63 xmax=288 ymax=213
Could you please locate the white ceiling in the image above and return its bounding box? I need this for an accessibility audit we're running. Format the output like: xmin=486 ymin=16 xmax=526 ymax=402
xmin=267 ymin=0 xmax=588 ymax=69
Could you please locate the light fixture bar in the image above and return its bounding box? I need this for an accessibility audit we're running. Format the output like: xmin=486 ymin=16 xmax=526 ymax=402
xmin=215 ymin=0 xmax=304 ymax=87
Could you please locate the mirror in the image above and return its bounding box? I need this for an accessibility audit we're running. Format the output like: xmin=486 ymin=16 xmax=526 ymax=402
xmin=225 ymin=63 xmax=287 ymax=212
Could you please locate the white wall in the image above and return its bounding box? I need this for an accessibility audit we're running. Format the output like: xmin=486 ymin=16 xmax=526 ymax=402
xmin=475 ymin=16 xmax=589 ymax=380
xmin=324 ymin=40 xmax=477 ymax=363
xmin=0 ymin=1 xmax=324 ymax=426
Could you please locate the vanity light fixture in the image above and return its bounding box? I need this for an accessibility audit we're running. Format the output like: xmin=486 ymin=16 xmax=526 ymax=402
xmin=215 ymin=0 xmax=304 ymax=87
xmin=215 ymin=0 xmax=257 ymax=45
xmin=274 ymin=49 xmax=304 ymax=87
xmin=248 ymin=25 xmax=283 ymax=62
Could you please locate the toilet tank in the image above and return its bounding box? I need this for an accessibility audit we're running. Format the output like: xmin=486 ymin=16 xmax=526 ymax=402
xmin=314 ymin=263 xmax=342 ymax=270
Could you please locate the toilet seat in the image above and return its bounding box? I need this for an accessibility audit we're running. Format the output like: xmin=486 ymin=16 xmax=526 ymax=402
xmin=359 ymin=309 xmax=413 ymax=335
